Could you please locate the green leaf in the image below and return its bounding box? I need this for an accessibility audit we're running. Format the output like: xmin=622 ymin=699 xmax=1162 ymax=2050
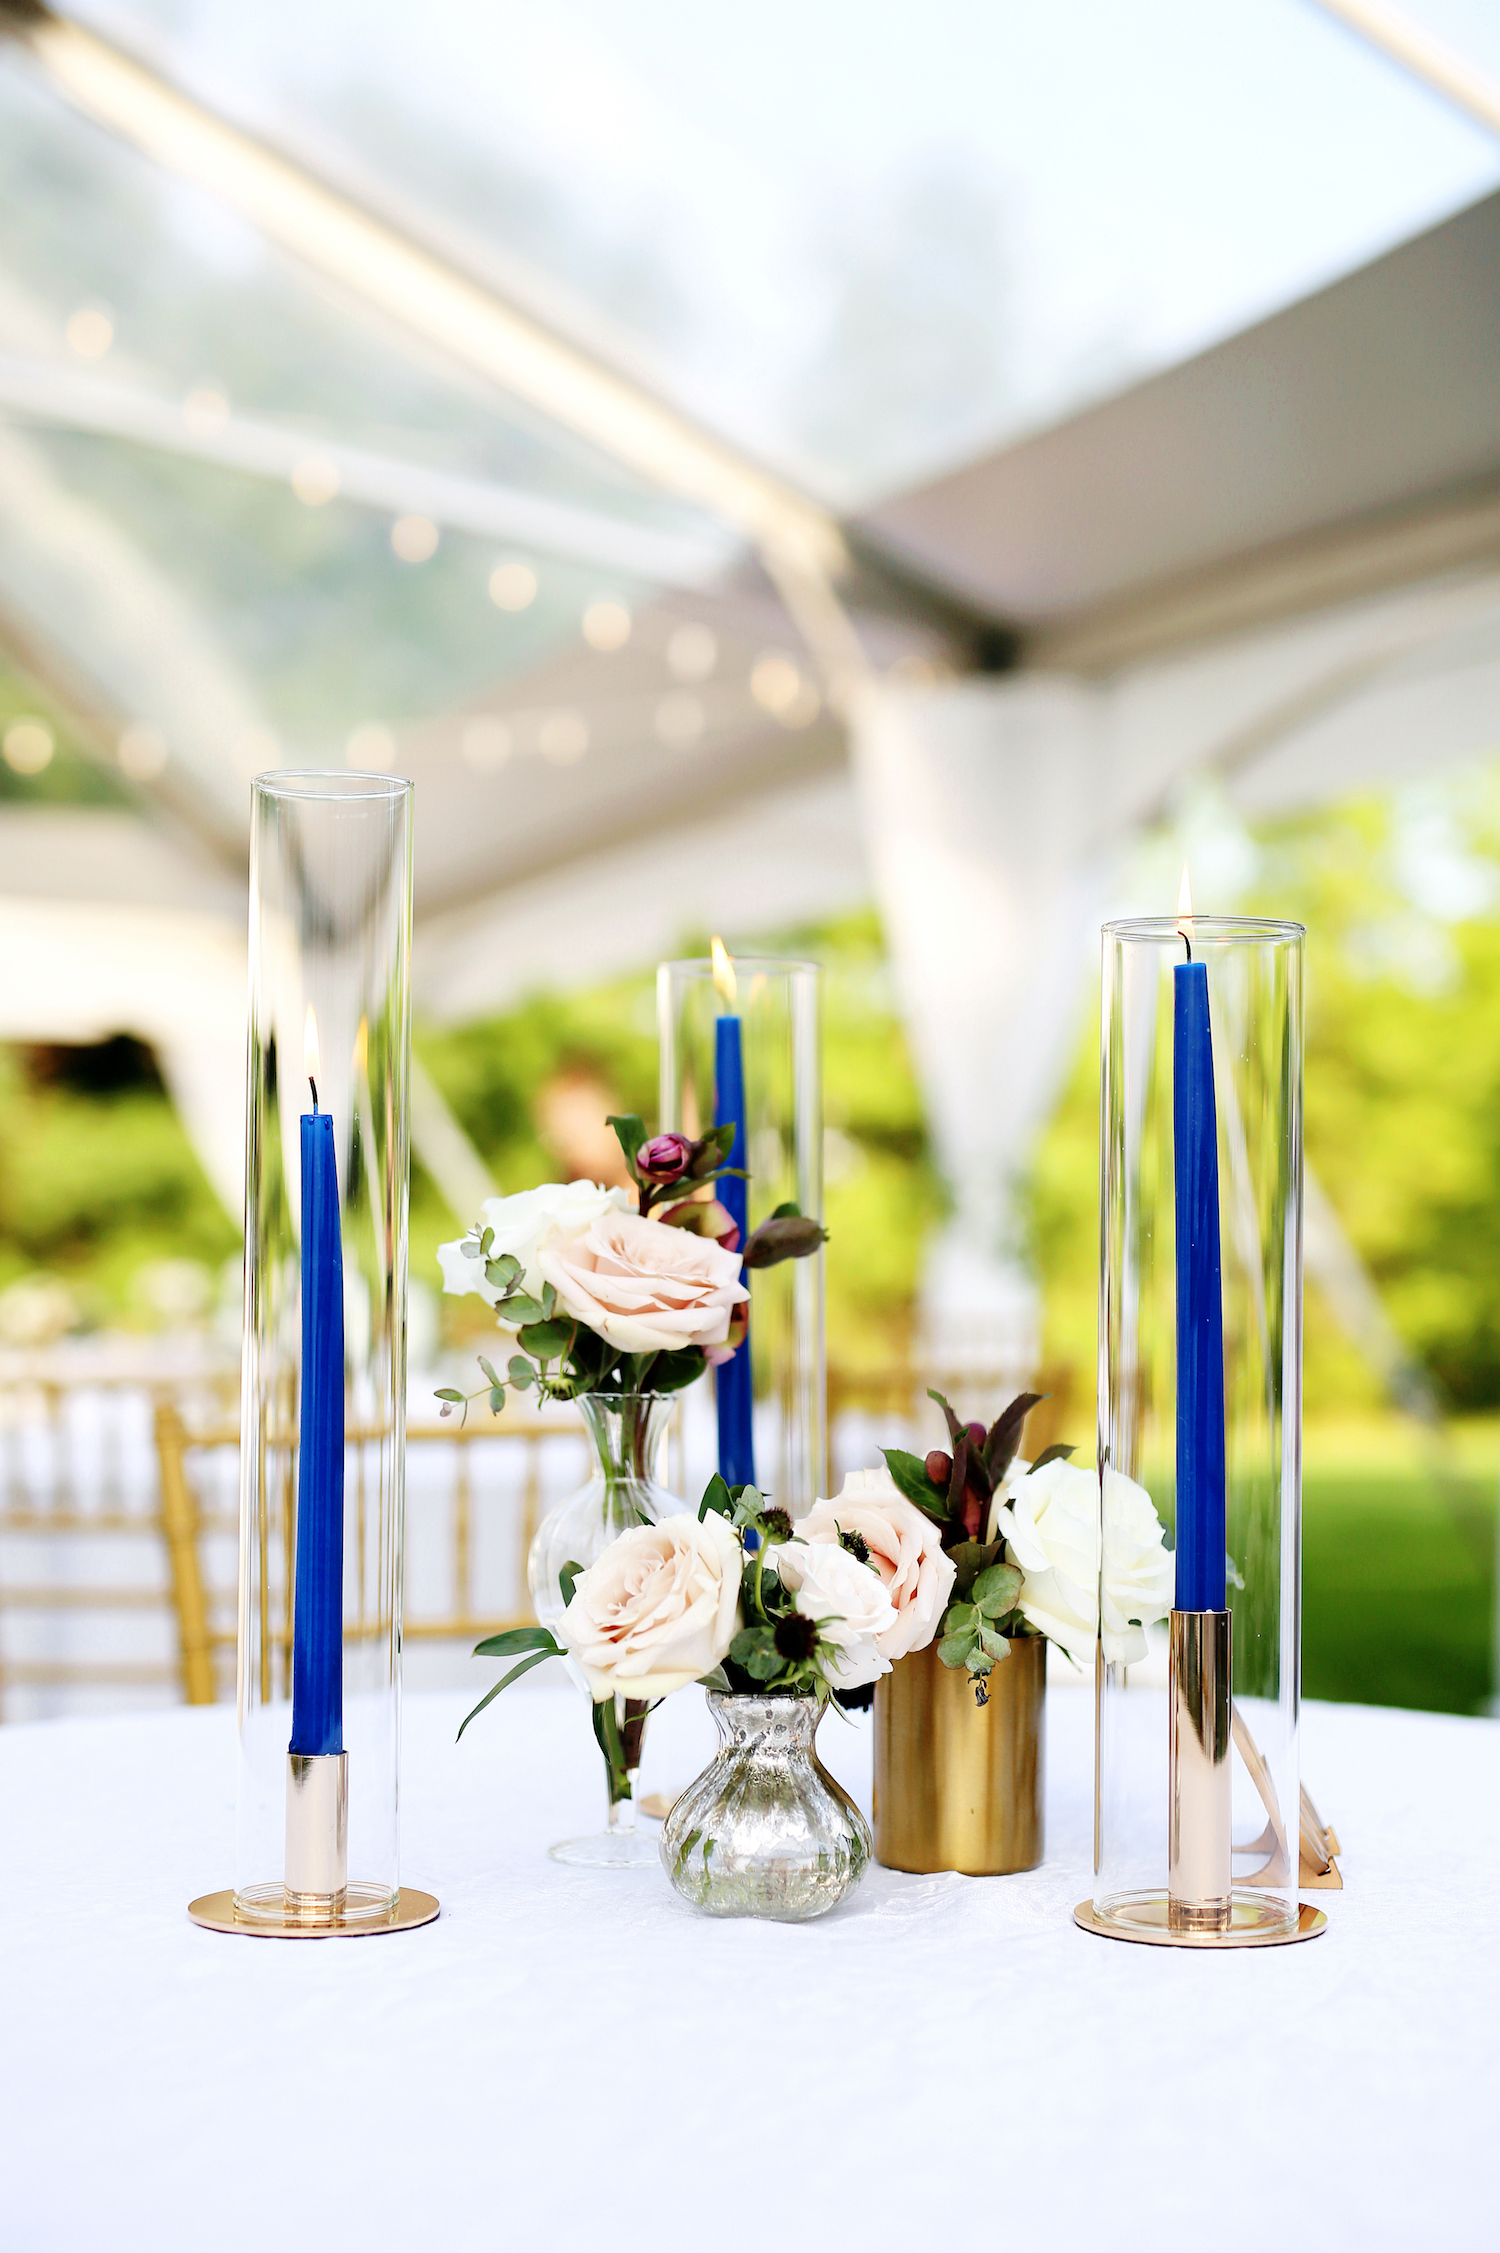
xmin=1028 ymin=1443 xmax=1078 ymax=1473
xmin=943 ymin=1602 xmax=982 ymax=1637
xmin=487 ymin=1387 xmax=505 ymax=1416
xmin=483 ymin=1253 xmax=522 ymax=1290
xmin=434 ymin=1387 xmax=464 ymax=1403
xmin=698 ymin=1472 xmax=735 ymax=1521
xmin=937 ymin=1631 xmax=976 ymax=1669
xmin=766 ymin=1200 xmax=802 ymax=1221
xmin=605 ymin=1114 xmax=647 ymax=1176
xmin=978 ymin=1626 xmax=1012 ymax=1662
xmin=697 ymin=1665 xmax=732 ymax=1693
xmin=478 ymin=1357 xmax=501 ymax=1387
xmin=964 ymin=1645 xmax=995 ymax=1677
xmin=927 ymin=1388 xmax=965 ymax=1447
xmin=456 ymin=1647 xmax=557 ymax=1739
xmin=541 ymin=1282 xmax=557 ymax=1319
xmin=507 ymin=1356 xmax=535 ymax=1389
xmin=649 ymin=1347 xmax=707 ymax=1394
xmin=472 ymin=1626 xmax=562 ymax=1658
xmin=559 ymin=1561 xmax=582 ymax=1608
xmin=743 ymin=1643 xmax=784 ymax=1681
xmin=691 ymin=1121 xmax=738 ymax=1175
xmin=480 ymin=1227 xmax=495 ymax=1256
xmin=517 ymin=1317 xmax=575 ymax=1357
xmin=503 ymin=1293 xmax=545 ymax=1326
xmin=984 ymin=1391 xmax=1045 ymax=1484
xmin=973 ymin=1563 xmax=1023 ymax=1617
xmin=881 ymin=1447 xmax=947 ymax=1521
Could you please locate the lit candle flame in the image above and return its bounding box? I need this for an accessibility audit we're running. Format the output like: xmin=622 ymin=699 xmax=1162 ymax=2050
xmin=1177 ymin=865 xmax=1194 ymax=949
xmin=711 ymin=934 xmax=737 ymax=1009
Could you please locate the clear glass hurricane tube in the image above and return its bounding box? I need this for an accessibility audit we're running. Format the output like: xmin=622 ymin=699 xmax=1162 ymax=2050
xmin=657 ymin=955 xmax=825 ymax=1516
xmin=1096 ymin=916 xmax=1303 ymax=1936
xmin=236 ymin=771 xmax=412 ymax=1924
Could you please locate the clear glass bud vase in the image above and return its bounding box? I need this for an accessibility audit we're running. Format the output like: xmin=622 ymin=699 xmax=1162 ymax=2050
xmin=661 ymin=1693 xmax=872 ymax=1920
xmin=527 ymin=1391 xmax=687 ymax=1868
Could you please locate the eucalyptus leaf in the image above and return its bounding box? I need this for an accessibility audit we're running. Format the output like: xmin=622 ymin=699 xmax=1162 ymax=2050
xmin=434 ymin=1387 xmax=464 ymax=1403
xmin=541 ymin=1282 xmax=557 ymax=1319
xmin=517 ymin=1317 xmax=574 ymax=1358
xmin=507 ymin=1357 xmax=535 ymax=1389
xmin=943 ymin=1603 xmax=982 ymax=1637
xmin=503 ymin=1294 xmax=545 ymax=1326
xmin=973 ymin=1563 xmax=1023 ymax=1617
xmin=937 ymin=1631 xmax=976 ymax=1669
xmin=965 ymin=1646 xmax=995 ymax=1677
xmin=478 ymin=1357 xmax=501 ymax=1387
xmin=978 ymin=1626 xmax=1012 ymax=1661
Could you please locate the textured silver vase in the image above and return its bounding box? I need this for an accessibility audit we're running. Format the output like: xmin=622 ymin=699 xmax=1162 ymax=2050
xmin=660 ymin=1693 xmax=872 ymax=1921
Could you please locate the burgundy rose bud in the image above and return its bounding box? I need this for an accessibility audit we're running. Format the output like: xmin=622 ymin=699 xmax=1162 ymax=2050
xmin=637 ymin=1132 xmax=693 ymax=1183
xmin=966 ymin=1422 xmax=986 ymax=1448
xmin=662 ymin=1197 xmax=739 ymax=1253
xmin=925 ymin=1449 xmax=953 ymax=1487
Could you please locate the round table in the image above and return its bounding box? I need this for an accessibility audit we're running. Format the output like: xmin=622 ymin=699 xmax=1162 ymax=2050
xmin=0 ymin=1675 xmax=1493 ymax=2250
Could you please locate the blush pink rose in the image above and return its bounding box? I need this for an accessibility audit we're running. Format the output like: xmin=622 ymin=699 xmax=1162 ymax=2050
xmin=537 ymin=1207 xmax=748 ymax=1355
xmin=793 ymin=1466 xmax=957 ymax=1661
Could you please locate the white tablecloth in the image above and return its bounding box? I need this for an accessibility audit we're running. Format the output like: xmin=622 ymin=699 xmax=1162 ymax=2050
xmin=1 ymin=1676 xmax=1495 ymax=2251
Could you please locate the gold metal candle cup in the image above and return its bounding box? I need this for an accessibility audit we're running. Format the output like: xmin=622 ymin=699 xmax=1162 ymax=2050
xmin=284 ymin=1751 xmax=349 ymax=1924
xmin=873 ymin=1636 xmax=1045 ymax=1875
xmin=1168 ymin=1609 xmax=1232 ymax=1934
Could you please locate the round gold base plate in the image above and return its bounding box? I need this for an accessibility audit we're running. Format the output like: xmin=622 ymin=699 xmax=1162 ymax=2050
xmin=188 ymin=1887 xmax=440 ymax=1938
xmin=1074 ymin=1895 xmax=1327 ymax=1949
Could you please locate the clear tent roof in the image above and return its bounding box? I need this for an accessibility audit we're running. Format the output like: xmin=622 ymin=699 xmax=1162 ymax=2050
xmin=0 ymin=0 xmax=1497 ymax=873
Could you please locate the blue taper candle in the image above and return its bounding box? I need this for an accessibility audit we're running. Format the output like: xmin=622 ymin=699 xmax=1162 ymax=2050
xmin=714 ymin=1008 xmax=756 ymax=1489
xmin=290 ymin=1084 xmax=345 ymax=1756
xmin=1174 ymin=948 xmax=1227 ymax=1611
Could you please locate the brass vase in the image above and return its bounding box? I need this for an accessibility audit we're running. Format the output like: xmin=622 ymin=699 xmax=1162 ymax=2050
xmin=873 ymin=1635 xmax=1045 ymax=1875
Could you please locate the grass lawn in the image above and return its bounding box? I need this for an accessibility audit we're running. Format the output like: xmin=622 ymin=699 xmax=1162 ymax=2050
xmin=1302 ymin=1465 xmax=1496 ymax=1715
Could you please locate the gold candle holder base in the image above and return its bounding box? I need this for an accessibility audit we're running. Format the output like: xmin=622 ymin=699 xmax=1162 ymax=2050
xmin=187 ymin=1887 xmax=440 ymax=1938
xmin=1074 ymin=1896 xmax=1326 ymax=1948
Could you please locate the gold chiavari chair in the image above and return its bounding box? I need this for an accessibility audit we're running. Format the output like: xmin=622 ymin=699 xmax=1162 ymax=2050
xmin=0 ymin=1365 xmax=238 ymax=1718
xmin=150 ymin=1402 xmax=587 ymax=1703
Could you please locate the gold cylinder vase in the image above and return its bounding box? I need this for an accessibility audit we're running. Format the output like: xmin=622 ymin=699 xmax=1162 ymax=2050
xmin=873 ymin=1636 xmax=1045 ymax=1875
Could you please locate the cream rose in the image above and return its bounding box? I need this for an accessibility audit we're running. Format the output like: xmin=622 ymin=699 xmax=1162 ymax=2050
xmin=794 ymin=1467 xmax=956 ymax=1661
xmin=776 ymin=1538 xmax=898 ymax=1690
xmin=555 ymin=1509 xmax=743 ymax=1700
xmin=993 ymin=1458 xmax=1173 ymax=1669
xmin=437 ymin=1181 xmax=630 ymax=1310
xmin=538 ymin=1207 xmax=748 ymax=1355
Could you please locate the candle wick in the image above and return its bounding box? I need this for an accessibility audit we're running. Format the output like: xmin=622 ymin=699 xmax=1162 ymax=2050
xmin=309 ymin=1076 xmax=319 ymax=1113
xmin=1181 ymin=930 xmax=1193 ymax=963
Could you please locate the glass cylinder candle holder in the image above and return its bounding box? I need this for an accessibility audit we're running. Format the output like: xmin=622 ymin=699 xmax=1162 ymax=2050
xmin=1082 ymin=914 xmax=1322 ymax=1950
xmin=657 ymin=954 xmax=825 ymax=1517
xmin=192 ymin=772 xmax=432 ymax=1938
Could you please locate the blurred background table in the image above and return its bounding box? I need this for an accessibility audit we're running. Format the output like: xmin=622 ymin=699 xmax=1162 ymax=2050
xmin=0 ymin=1674 xmax=1493 ymax=2252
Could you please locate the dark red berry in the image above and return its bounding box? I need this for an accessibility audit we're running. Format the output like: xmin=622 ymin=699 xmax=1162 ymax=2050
xmin=925 ymin=1449 xmax=953 ymax=1486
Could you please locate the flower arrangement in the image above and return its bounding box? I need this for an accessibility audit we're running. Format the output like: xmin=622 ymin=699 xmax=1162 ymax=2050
xmin=880 ymin=1389 xmax=1175 ymax=1696
xmin=435 ymin=1114 xmax=826 ymax=1419
xmin=456 ymin=1470 xmax=916 ymax=1771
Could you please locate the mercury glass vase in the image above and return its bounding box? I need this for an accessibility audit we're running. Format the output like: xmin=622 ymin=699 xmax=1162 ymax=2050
xmin=527 ymin=1391 xmax=687 ymax=1869
xmin=661 ymin=1693 xmax=871 ymax=1920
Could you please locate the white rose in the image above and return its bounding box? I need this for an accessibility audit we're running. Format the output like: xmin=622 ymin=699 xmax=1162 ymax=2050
xmin=794 ymin=1467 xmax=956 ymax=1661
xmin=994 ymin=1458 xmax=1172 ymax=1669
xmin=438 ymin=1181 xmax=630 ymax=1311
xmin=555 ymin=1509 xmax=743 ymax=1701
xmin=538 ymin=1208 xmax=748 ymax=1355
xmin=776 ymin=1538 xmax=898 ymax=1691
